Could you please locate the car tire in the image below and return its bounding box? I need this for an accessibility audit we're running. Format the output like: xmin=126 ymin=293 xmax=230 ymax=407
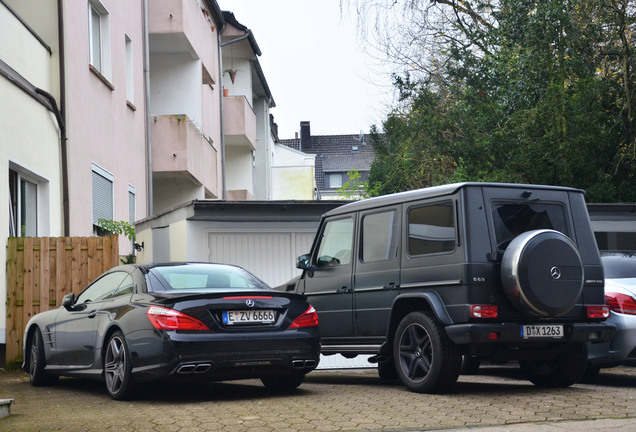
xmin=377 ymin=360 xmax=399 ymax=380
xmin=501 ymin=229 xmax=584 ymax=317
xmin=393 ymin=311 xmax=461 ymax=393
xmin=519 ymin=342 xmax=588 ymax=388
xmin=261 ymin=373 xmax=305 ymax=391
xmin=29 ymin=327 xmax=58 ymax=386
xmin=104 ymin=331 xmax=135 ymax=400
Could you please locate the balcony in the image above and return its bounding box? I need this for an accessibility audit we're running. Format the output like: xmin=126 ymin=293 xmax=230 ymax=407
xmin=223 ymin=95 xmax=256 ymax=150
xmin=151 ymin=114 xmax=219 ymax=198
xmin=148 ymin=0 xmax=217 ymax=85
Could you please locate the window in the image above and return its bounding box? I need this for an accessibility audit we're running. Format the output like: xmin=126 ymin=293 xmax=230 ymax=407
xmin=361 ymin=210 xmax=399 ymax=262
xmin=327 ymin=173 xmax=343 ymax=189
xmin=88 ymin=0 xmax=111 ymax=79
xmin=408 ymin=202 xmax=456 ymax=256
xmin=125 ymin=34 xmax=134 ymax=103
xmin=92 ymin=164 xmax=113 ymax=230
xmin=315 ymin=217 xmax=354 ymax=267
xmin=128 ymin=185 xmax=136 ymax=224
xmin=76 ymin=272 xmax=129 ymax=304
xmin=9 ymin=168 xmax=38 ymax=237
xmin=491 ymin=201 xmax=568 ymax=249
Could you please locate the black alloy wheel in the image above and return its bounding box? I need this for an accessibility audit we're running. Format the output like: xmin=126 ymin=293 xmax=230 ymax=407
xmin=393 ymin=311 xmax=461 ymax=393
xmin=104 ymin=331 xmax=135 ymax=400
xmin=29 ymin=327 xmax=58 ymax=386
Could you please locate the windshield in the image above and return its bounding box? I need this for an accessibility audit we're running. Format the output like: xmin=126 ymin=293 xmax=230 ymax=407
xmin=147 ymin=263 xmax=271 ymax=292
xmin=491 ymin=201 xmax=569 ymax=248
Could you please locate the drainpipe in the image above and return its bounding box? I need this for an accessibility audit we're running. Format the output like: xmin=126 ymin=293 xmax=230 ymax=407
xmin=219 ymin=29 xmax=253 ymax=200
xmin=217 ymin=23 xmax=227 ymax=200
xmin=142 ymin=0 xmax=153 ymax=215
xmin=57 ymin=0 xmax=69 ymax=236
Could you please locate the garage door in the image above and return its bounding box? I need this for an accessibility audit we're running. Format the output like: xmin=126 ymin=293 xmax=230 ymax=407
xmin=208 ymin=231 xmax=315 ymax=287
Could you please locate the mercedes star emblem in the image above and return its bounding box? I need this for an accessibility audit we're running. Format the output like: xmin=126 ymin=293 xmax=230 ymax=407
xmin=245 ymin=299 xmax=255 ymax=308
xmin=550 ymin=266 xmax=562 ymax=280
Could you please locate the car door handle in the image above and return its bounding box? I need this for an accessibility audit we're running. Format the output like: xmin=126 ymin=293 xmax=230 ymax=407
xmin=383 ymin=283 xmax=399 ymax=290
xmin=338 ymin=286 xmax=352 ymax=293
xmin=88 ymin=310 xmax=97 ymax=318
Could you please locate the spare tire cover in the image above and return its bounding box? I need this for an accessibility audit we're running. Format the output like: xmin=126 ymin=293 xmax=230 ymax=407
xmin=501 ymin=229 xmax=583 ymax=317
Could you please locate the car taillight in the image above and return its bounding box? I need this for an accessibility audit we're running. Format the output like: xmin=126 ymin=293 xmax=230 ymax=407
xmin=289 ymin=306 xmax=319 ymax=328
xmin=470 ymin=305 xmax=498 ymax=319
xmin=146 ymin=306 xmax=209 ymax=330
xmin=605 ymin=292 xmax=636 ymax=315
xmin=586 ymin=305 xmax=610 ymax=318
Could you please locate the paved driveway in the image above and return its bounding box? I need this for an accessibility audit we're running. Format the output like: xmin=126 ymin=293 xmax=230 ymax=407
xmin=1 ymin=365 xmax=635 ymax=431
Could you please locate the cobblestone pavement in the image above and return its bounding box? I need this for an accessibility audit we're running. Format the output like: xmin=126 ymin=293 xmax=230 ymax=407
xmin=1 ymin=365 xmax=635 ymax=432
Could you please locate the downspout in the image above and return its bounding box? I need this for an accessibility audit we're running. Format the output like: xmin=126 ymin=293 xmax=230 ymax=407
xmin=217 ymin=22 xmax=227 ymax=200
xmin=219 ymin=29 xmax=253 ymax=200
xmin=57 ymin=0 xmax=69 ymax=236
xmin=142 ymin=0 xmax=153 ymax=215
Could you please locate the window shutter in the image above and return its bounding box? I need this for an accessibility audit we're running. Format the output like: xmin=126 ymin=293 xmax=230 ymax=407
xmin=92 ymin=170 xmax=113 ymax=225
xmin=129 ymin=190 xmax=135 ymax=223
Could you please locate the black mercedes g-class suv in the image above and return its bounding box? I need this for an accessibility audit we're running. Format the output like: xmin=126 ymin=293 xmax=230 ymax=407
xmin=288 ymin=183 xmax=615 ymax=393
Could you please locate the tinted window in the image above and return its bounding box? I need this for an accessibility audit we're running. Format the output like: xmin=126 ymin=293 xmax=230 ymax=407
xmin=408 ymin=202 xmax=456 ymax=256
xmin=491 ymin=202 xmax=568 ymax=248
xmin=148 ymin=264 xmax=270 ymax=291
xmin=76 ymin=272 xmax=129 ymax=304
xmin=362 ymin=210 xmax=399 ymax=262
xmin=315 ymin=217 xmax=354 ymax=267
xmin=112 ymin=275 xmax=134 ymax=298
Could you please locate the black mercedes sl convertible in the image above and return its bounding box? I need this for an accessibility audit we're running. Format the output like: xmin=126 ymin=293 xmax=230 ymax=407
xmin=23 ymin=262 xmax=320 ymax=400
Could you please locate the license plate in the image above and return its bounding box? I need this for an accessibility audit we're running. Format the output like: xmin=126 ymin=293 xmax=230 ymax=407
xmin=521 ymin=324 xmax=564 ymax=339
xmin=222 ymin=310 xmax=275 ymax=325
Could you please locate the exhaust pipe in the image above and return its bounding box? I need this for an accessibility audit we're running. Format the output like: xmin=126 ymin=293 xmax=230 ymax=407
xmin=177 ymin=363 xmax=211 ymax=374
xmin=292 ymin=359 xmax=317 ymax=369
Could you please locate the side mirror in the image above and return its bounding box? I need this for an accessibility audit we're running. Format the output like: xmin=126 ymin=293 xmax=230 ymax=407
xmin=296 ymin=254 xmax=311 ymax=270
xmin=62 ymin=293 xmax=75 ymax=310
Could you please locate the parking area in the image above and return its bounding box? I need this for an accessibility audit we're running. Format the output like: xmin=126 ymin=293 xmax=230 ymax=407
xmin=1 ymin=365 xmax=636 ymax=431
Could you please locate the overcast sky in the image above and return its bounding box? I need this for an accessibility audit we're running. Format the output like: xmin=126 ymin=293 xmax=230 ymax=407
xmin=219 ymin=0 xmax=393 ymax=139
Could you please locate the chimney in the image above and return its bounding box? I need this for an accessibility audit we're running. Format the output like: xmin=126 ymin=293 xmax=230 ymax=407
xmin=300 ymin=121 xmax=311 ymax=151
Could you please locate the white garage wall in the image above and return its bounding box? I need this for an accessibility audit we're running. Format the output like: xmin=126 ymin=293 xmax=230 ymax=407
xmin=207 ymin=228 xmax=316 ymax=287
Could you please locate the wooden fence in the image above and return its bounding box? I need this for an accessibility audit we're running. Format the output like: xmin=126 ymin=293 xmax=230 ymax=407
xmin=5 ymin=235 xmax=119 ymax=368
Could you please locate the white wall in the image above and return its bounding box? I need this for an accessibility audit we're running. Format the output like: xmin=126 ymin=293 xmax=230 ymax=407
xmin=150 ymin=53 xmax=203 ymax=128
xmin=1 ymin=3 xmax=63 ymax=345
xmin=225 ymin=146 xmax=254 ymax=193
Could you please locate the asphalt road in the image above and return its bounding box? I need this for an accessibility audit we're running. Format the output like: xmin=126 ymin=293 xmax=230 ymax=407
xmin=1 ymin=365 xmax=635 ymax=431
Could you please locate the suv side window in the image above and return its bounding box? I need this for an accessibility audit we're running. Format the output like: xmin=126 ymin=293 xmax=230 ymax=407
xmin=315 ymin=217 xmax=354 ymax=267
xmin=491 ymin=201 xmax=569 ymax=248
xmin=408 ymin=201 xmax=456 ymax=256
xmin=361 ymin=210 xmax=399 ymax=262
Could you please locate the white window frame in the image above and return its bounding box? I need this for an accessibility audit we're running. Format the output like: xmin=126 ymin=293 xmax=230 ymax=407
xmin=328 ymin=173 xmax=343 ymax=189
xmin=125 ymin=34 xmax=134 ymax=103
xmin=8 ymin=164 xmax=51 ymax=237
xmin=88 ymin=0 xmax=111 ymax=80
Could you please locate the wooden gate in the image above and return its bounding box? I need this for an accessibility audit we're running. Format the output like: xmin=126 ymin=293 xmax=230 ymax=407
xmin=5 ymin=235 xmax=119 ymax=368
